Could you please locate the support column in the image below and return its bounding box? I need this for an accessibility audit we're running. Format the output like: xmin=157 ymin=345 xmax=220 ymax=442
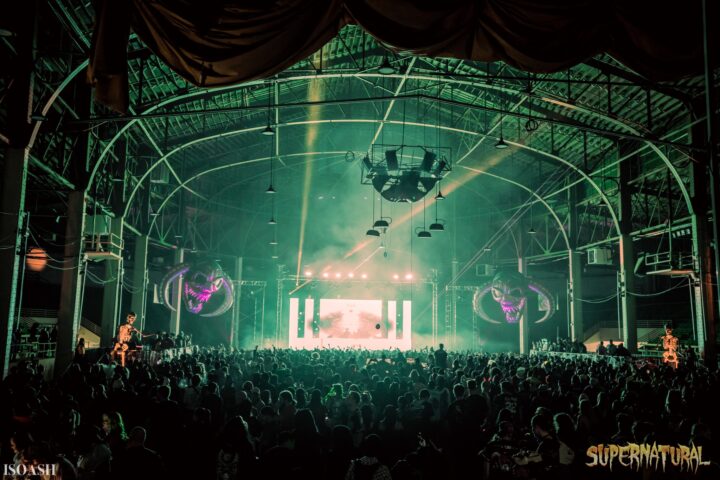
xmin=100 ymin=217 xmax=124 ymax=346
xmin=0 ymin=0 xmax=34 ymax=377
xmin=130 ymin=235 xmax=149 ymax=332
xmin=170 ymin=248 xmax=184 ymax=335
xmin=699 ymin=0 xmax=719 ymax=368
xmin=690 ymin=93 xmax=717 ymax=365
xmin=619 ymin=235 xmax=637 ymax=351
xmin=567 ymin=183 xmax=584 ymax=342
xmin=449 ymin=259 xmax=459 ymax=349
xmin=229 ymin=257 xmax=243 ymax=350
xmin=619 ymin=153 xmax=638 ymax=352
xmin=55 ymin=193 xmax=86 ymax=376
xmin=518 ymin=255 xmax=529 ymax=354
xmin=568 ymin=251 xmax=584 ymax=341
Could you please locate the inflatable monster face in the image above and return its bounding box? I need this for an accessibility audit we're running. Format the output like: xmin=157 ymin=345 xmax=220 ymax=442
xmin=161 ymin=261 xmax=234 ymax=317
xmin=491 ymin=271 xmax=527 ymax=324
xmin=473 ymin=271 xmax=555 ymax=324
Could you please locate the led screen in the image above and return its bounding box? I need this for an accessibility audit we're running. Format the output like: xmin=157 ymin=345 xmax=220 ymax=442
xmin=288 ymin=298 xmax=412 ymax=350
xmin=318 ymin=299 xmax=383 ymax=339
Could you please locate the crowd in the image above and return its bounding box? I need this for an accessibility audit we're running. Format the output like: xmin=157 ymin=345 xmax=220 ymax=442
xmin=2 ymin=342 xmax=719 ymax=479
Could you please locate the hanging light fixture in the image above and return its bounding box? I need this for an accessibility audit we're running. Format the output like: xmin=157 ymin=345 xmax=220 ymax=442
xmin=495 ymin=100 xmax=509 ymax=149
xmin=434 ymin=181 xmax=445 ymax=200
xmin=266 ymin=123 xmax=276 ymax=193
xmin=495 ymin=135 xmax=509 ymax=149
xmin=262 ymin=81 xmax=275 ymax=135
xmin=268 ymin=195 xmax=277 ymax=225
xmin=429 ymin=184 xmax=445 ymax=231
xmin=528 ymin=201 xmax=536 ymax=234
xmin=366 ymin=192 xmax=380 ymax=236
xmin=373 ymin=197 xmax=390 ymax=228
xmin=377 ymin=53 xmax=396 ymax=75
xmin=416 ymin=197 xmax=431 ymax=238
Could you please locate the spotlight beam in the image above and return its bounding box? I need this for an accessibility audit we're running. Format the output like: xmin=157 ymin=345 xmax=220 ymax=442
xmin=295 ymin=74 xmax=322 ymax=285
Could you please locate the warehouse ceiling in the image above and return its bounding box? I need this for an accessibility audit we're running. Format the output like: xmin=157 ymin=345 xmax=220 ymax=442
xmin=1 ymin=1 xmax=717 ymax=273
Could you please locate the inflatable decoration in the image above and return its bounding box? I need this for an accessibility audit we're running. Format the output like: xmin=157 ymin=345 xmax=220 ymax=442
xmin=473 ymin=271 xmax=556 ymax=324
xmin=161 ymin=261 xmax=234 ymax=316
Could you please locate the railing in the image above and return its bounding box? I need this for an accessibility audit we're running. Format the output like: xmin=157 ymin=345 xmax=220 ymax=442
xmin=582 ymin=319 xmax=668 ymax=341
xmin=11 ymin=341 xmax=57 ymax=360
xmin=531 ymin=350 xmax=633 ymax=366
xmin=19 ymin=308 xmax=59 ymax=319
xmin=18 ymin=308 xmax=101 ymax=337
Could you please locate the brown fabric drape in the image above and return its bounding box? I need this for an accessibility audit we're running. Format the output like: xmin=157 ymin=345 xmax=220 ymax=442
xmin=88 ymin=0 xmax=719 ymax=113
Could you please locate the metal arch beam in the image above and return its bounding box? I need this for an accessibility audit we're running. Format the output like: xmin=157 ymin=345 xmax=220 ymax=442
xmin=505 ymin=137 xmax=621 ymax=236
xmin=540 ymin=96 xmax=694 ymax=215
xmin=126 ymin=118 xmax=619 ymax=237
xmin=149 ymin=150 xmax=529 ymax=256
xmin=147 ymin=151 xmax=347 ymax=235
xmin=28 ymin=60 xmax=88 ymax=150
xmin=88 ymin=71 xmax=692 ymax=216
xmin=79 ymin=72 xmax=593 ymax=192
xmin=459 ymin=165 xmax=571 ymax=252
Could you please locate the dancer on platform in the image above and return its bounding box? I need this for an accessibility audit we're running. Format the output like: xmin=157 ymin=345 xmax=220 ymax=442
xmin=112 ymin=312 xmax=151 ymax=367
xmin=661 ymin=323 xmax=680 ymax=369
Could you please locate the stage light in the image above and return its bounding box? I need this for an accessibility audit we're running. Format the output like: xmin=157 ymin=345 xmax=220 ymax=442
xmin=305 ymin=270 xmax=312 ymax=277
xmin=431 ymin=159 xmax=447 ymax=178
xmin=405 ymin=273 xmax=413 ymax=280
xmin=421 ymin=150 xmax=436 ymax=173
xmin=361 ymin=273 xmax=367 ymax=279
xmin=362 ymin=155 xmax=374 ymax=177
xmin=323 ymin=272 xmax=329 ymax=278
xmin=495 ymin=135 xmax=509 ymax=149
xmin=393 ymin=274 xmax=400 ymax=280
xmin=348 ymin=273 xmax=355 ymax=278
xmin=385 ymin=150 xmax=399 ymax=171
xmin=262 ymin=124 xmax=275 ymax=136
xmin=335 ymin=273 xmax=342 ymax=278
xmin=366 ymin=228 xmax=380 ymax=237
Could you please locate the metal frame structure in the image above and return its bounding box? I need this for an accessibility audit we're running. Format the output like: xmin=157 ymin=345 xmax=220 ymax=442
xmin=1 ymin=1 xmax=718 ymax=374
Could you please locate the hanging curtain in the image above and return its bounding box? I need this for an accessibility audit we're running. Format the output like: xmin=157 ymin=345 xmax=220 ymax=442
xmin=88 ymin=0 xmax=719 ymax=113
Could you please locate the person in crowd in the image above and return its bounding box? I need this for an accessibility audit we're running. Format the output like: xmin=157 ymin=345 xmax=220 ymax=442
xmin=2 ymin=342 xmax=719 ymax=480
xmin=101 ymin=411 xmax=128 ymax=456
xmin=74 ymin=337 xmax=86 ymax=364
xmin=615 ymin=342 xmax=631 ymax=357
xmin=111 ymin=426 xmax=164 ymax=480
xmin=434 ymin=343 xmax=448 ymax=370
xmin=345 ymin=434 xmax=392 ymax=480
